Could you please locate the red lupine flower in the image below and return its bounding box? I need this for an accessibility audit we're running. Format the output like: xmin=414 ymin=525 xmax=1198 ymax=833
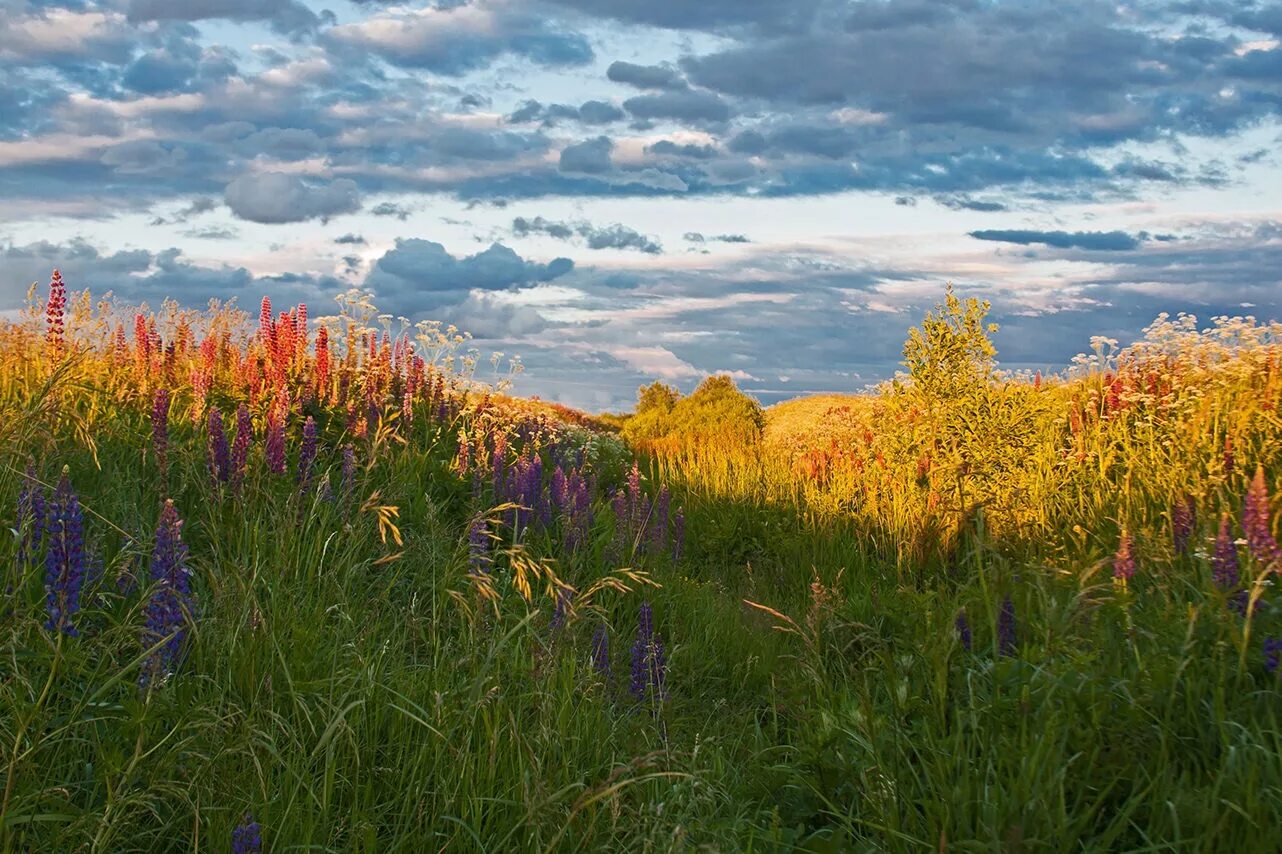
xmin=45 ymin=269 xmax=67 ymax=360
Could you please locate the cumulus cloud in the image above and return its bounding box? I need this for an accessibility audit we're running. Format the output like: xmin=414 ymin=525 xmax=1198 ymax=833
xmin=513 ymin=215 xmax=663 ymax=253
xmin=126 ymin=0 xmax=323 ymax=36
xmin=224 ymin=173 xmax=361 ymax=224
xmin=559 ymin=136 xmax=614 ymax=173
xmin=606 ymin=61 xmax=686 ymax=90
xmin=622 ymin=90 xmax=732 ymax=123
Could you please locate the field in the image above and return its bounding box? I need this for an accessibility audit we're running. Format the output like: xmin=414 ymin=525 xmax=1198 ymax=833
xmin=2 ymin=274 xmax=1281 ymax=851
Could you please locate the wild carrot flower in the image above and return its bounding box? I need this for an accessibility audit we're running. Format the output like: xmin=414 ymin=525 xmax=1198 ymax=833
xmin=44 ymin=469 xmax=86 ymax=636
xmin=1113 ymin=530 xmax=1136 ymax=583
xmin=265 ymin=413 xmax=286 ymax=475
xmin=298 ymin=416 xmax=318 ymax=486
xmin=1213 ymin=513 xmax=1240 ymax=590
xmin=232 ymin=812 xmax=262 ymax=854
xmin=151 ymin=388 xmax=170 ymax=474
xmin=997 ymin=595 xmax=1017 ymax=657
xmin=1243 ymin=465 xmax=1280 ymax=568
xmin=208 ymin=407 xmax=230 ymax=484
xmin=591 ymin=623 xmax=612 ymax=681
xmin=1172 ymin=496 xmax=1195 ymax=555
xmin=140 ymin=500 xmax=194 ymax=688
xmin=955 ymin=610 xmax=972 ymax=652
xmin=231 ymin=403 xmax=252 ymax=487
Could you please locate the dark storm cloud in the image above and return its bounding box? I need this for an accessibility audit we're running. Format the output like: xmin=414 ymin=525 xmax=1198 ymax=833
xmin=513 ymin=215 xmax=663 ymax=253
xmin=969 ymin=229 xmax=1146 ymax=251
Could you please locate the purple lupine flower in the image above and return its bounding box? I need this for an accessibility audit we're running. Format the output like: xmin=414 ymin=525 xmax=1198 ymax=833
xmin=151 ymin=388 xmax=170 ymax=474
xmin=1113 ymin=531 xmax=1136 ymax=583
xmin=467 ymin=516 xmax=490 ymax=576
xmin=491 ymin=432 xmax=508 ymax=498
xmin=367 ymin=398 xmax=380 ymax=434
xmin=672 ymin=508 xmax=685 ymax=562
xmin=341 ymin=444 xmax=356 ymax=497
xmin=231 ymin=404 xmax=252 ymax=488
xmin=1265 ymin=637 xmax=1282 ymax=676
xmin=1243 ymin=466 xmax=1280 ymax=567
xmin=297 ymin=416 xmax=318 ymax=486
xmin=551 ymin=467 xmax=569 ymax=511
xmin=44 ymin=469 xmax=86 ymax=636
xmin=627 ymin=463 xmax=642 ymax=528
xmin=611 ymin=489 xmax=629 ymax=557
xmin=1172 ymin=496 xmax=1195 ymax=556
xmin=207 ymin=407 xmax=231 ymax=484
xmin=232 ymin=813 xmax=262 ymax=854
xmin=997 ymin=594 xmax=1017 ymax=657
xmin=16 ymin=461 xmax=46 ymax=569
xmin=140 ymin=500 xmax=194 ymax=688
xmin=265 ymin=415 xmax=286 ymax=475
xmin=1213 ymin=513 xmax=1240 ymax=590
xmin=629 ymin=601 xmax=667 ymax=702
xmin=955 ymin=610 xmax=972 ymax=652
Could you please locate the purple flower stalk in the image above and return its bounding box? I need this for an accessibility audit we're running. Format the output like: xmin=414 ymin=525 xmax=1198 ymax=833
xmin=591 ymin=623 xmax=612 ymax=681
xmin=151 ymin=388 xmax=170 ymax=474
xmin=232 ymin=813 xmax=263 ymax=854
xmin=550 ymin=588 xmax=573 ymax=633
xmin=1243 ymin=465 xmax=1280 ymax=568
xmin=341 ymin=444 xmax=356 ymax=497
xmin=44 ymin=469 xmax=86 ymax=636
xmin=1172 ymin=496 xmax=1195 ymax=555
xmin=231 ymin=404 xmax=252 ymax=488
xmin=265 ymin=415 xmax=286 ymax=475
xmin=140 ymin=500 xmax=194 ymax=688
xmin=997 ymin=594 xmax=1017 ymax=657
xmin=1113 ymin=531 xmax=1136 ymax=583
xmin=208 ymin=407 xmax=231 ymax=484
xmin=955 ymin=610 xmax=972 ymax=652
xmin=297 ymin=416 xmax=318 ymax=485
xmin=1265 ymin=638 xmax=1282 ymax=676
xmin=16 ymin=461 xmax=46 ymax=569
xmin=629 ymin=601 xmax=667 ymax=702
xmin=1213 ymin=513 xmax=1240 ymax=590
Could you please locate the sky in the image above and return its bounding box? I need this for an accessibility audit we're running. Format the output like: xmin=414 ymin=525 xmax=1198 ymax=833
xmin=1 ymin=0 xmax=1280 ymax=411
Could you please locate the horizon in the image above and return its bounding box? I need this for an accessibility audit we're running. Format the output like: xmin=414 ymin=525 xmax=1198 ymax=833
xmin=2 ymin=0 xmax=1281 ymax=410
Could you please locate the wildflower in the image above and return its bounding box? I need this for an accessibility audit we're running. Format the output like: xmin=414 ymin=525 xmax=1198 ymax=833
xmin=231 ymin=404 xmax=252 ymax=487
xmin=1213 ymin=513 xmax=1240 ymax=590
xmin=1243 ymin=465 xmax=1280 ymax=568
xmin=1265 ymin=638 xmax=1282 ymax=676
xmin=1113 ymin=530 xmax=1136 ymax=584
xmin=265 ymin=413 xmax=286 ymax=475
xmin=997 ymin=594 xmax=1017 ymax=657
xmin=44 ymin=469 xmax=86 ymax=636
xmin=955 ymin=610 xmax=972 ymax=652
xmin=298 ymin=416 xmax=318 ymax=486
xmin=550 ymin=588 xmax=573 ymax=633
xmin=591 ymin=622 xmax=612 ymax=681
xmin=630 ymin=602 xmax=668 ymax=702
xmin=651 ymin=486 xmax=670 ymax=556
xmin=16 ymin=461 xmax=46 ymax=569
xmin=208 ymin=407 xmax=230 ymax=484
xmin=140 ymin=500 xmax=194 ymax=688
xmin=45 ymin=269 xmax=67 ymax=361
xmin=232 ymin=812 xmax=262 ymax=854
xmin=151 ymin=388 xmax=171 ymax=474
xmin=1172 ymin=496 xmax=1195 ymax=555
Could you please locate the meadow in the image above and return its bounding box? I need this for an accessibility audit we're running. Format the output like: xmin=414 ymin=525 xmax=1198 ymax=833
xmin=2 ymin=272 xmax=1281 ymax=851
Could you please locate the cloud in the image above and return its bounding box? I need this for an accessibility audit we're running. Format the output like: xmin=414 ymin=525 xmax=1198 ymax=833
xmin=578 ymin=100 xmax=626 ymax=124
xmin=548 ymin=0 xmax=822 ymax=30
xmin=224 ymin=173 xmax=361 ymax=224
xmin=326 ymin=3 xmax=593 ymax=74
xmin=126 ymin=0 xmax=323 ymax=36
xmin=622 ymin=90 xmax=732 ymax=123
xmin=969 ymin=229 xmax=1145 ymax=251
xmin=684 ymin=232 xmax=749 ymax=243
xmin=364 ymin=238 xmax=574 ymax=314
xmin=335 ymin=233 xmax=366 ymax=245
xmin=606 ymin=61 xmax=686 ymax=90
xmin=370 ymin=201 xmax=412 ymax=220
xmin=513 ymin=215 xmax=663 ymax=253
xmin=559 ymin=136 xmax=614 ymax=173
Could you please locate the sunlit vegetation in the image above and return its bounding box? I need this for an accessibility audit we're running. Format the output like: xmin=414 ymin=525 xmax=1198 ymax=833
xmin=2 ymin=274 xmax=1280 ymax=849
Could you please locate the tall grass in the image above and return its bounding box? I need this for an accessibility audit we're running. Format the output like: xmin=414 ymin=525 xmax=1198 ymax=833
xmin=1 ymin=275 xmax=1280 ymax=850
